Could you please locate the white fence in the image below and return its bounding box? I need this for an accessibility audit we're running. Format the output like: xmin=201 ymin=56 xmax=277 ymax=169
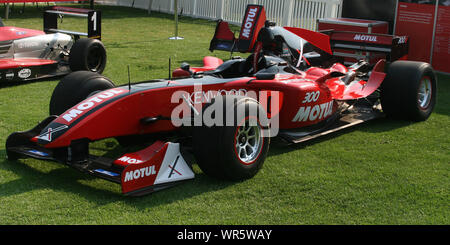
xmin=96 ymin=0 xmax=342 ymax=31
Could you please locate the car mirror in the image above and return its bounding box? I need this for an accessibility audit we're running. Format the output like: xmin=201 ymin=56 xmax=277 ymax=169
xmin=180 ymin=62 xmax=191 ymax=72
xmin=255 ymin=73 xmax=275 ymax=80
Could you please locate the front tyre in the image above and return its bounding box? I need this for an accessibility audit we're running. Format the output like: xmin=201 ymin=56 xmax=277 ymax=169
xmin=49 ymin=71 xmax=115 ymax=115
xmin=193 ymin=95 xmax=270 ymax=181
xmin=380 ymin=61 xmax=437 ymax=121
xmin=69 ymin=38 xmax=107 ymax=74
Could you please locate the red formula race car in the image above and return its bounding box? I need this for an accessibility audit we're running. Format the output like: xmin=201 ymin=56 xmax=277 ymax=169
xmin=0 ymin=6 xmax=106 ymax=82
xmin=6 ymin=5 xmax=437 ymax=196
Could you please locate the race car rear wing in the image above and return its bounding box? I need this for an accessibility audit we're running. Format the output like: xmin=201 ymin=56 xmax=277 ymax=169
xmin=43 ymin=6 xmax=101 ymax=40
xmin=210 ymin=3 xmax=408 ymax=63
xmin=321 ymin=30 xmax=409 ymax=62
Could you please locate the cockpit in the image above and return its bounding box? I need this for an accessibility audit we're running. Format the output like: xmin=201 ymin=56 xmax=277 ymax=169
xmin=204 ymin=23 xmax=331 ymax=79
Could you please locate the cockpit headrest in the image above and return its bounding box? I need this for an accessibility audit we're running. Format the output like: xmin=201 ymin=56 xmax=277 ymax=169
xmin=257 ymin=27 xmax=275 ymax=49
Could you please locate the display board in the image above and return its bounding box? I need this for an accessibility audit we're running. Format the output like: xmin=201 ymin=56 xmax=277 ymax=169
xmin=395 ymin=0 xmax=436 ymax=63
xmin=432 ymin=0 xmax=450 ymax=73
xmin=395 ymin=0 xmax=450 ymax=73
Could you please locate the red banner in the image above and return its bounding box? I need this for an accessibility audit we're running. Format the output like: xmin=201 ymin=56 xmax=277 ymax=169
xmin=432 ymin=0 xmax=450 ymax=73
xmin=0 ymin=1 xmax=88 ymax=2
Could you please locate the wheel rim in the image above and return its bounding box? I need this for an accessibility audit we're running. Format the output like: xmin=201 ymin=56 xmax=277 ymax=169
xmin=418 ymin=76 xmax=432 ymax=109
xmin=234 ymin=119 xmax=264 ymax=165
xmin=87 ymin=46 xmax=103 ymax=72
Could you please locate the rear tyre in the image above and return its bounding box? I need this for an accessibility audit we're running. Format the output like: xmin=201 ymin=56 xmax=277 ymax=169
xmin=193 ymin=95 xmax=270 ymax=181
xmin=69 ymin=38 xmax=107 ymax=74
xmin=49 ymin=71 xmax=115 ymax=115
xmin=380 ymin=61 xmax=437 ymax=121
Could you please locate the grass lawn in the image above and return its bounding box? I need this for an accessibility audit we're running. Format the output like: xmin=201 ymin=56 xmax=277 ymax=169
xmin=0 ymin=5 xmax=448 ymax=225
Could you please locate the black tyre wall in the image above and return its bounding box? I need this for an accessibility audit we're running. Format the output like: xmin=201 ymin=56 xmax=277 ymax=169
xmin=380 ymin=61 xmax=437 ymax=121
xmin=193 ymin=95 xmax=270 ymax=181
xmin=49 ymin=71 xmax=115 ymax=116
xmin=69 ymin=38 xmax=107 ymax=74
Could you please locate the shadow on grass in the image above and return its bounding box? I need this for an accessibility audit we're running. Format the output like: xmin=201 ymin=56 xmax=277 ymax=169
xmin=0 ymin=76 xmax=60 ymax=89
xmin=0 ymin=147 xmax=236 ymax=208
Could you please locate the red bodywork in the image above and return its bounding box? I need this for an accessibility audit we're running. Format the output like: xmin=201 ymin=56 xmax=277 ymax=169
xmin=0 ymin=27 xmax=56 ymax=70
xmin=37 ymin=55 xmax=386 ymax=149
xmin=0 ymin=27 xmax=45 ymax=41
xmin=8 ymin=56 xmax=387 ymax=195
xmin=35 ymin=2 xmax=390 ymax=149
xmin=0 ymin=58 xmax=57 ymax=69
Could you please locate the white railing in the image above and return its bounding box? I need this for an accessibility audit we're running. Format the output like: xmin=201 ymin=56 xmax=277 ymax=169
xmin=96 ymin=0 xmax=342 ymax=31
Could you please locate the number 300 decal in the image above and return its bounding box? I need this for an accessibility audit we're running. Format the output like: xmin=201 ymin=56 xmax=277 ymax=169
xmin=302 ymin=91 xmax=320 ymax=103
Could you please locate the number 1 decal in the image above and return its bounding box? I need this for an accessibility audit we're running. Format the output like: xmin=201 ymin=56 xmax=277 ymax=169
xmin=91 ymin=12 xmax=97 ymax=31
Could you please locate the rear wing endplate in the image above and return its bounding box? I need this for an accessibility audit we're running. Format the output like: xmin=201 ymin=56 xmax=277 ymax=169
xmin=209 ymin=20 xmax=238 ymax=52
xmin=43 ymin=6 xmax=101 ymax=40
xmin=322 ymin=30 xmax=409 ymax=62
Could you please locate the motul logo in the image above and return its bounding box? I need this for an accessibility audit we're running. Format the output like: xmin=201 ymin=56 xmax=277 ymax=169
xmin=242 ymin=7 xmax=259 ymax=39
xmin=118 ymin=156 xmax=143 ymax=164
xmin=124 ymin=166 xmax=157 ymax=182
xmin=292 ymin=101 xmax=333 ymax=122
xmin=61 ymin=88 xmax=126 ymax=123
xmin=354 ymin=34 xmax=377 ymax=42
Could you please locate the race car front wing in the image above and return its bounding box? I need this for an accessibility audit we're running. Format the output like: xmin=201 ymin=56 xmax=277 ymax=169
xmin=6 ymin=116 xmax=195 ymax=196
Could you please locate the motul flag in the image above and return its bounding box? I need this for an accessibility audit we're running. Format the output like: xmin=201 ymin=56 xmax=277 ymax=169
xmin=237 ymin=4 xmax=266 ymax=52
xmin=209 ymin=4 xmax=267 ymax=53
